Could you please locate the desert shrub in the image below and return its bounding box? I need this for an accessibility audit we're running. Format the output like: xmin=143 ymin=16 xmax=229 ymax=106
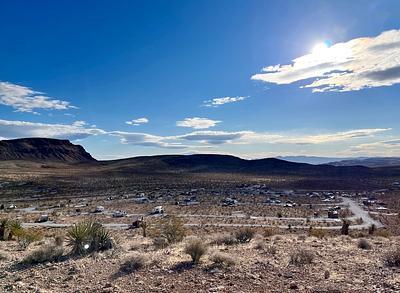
xmin=18 ymin=229 xmax=44 ymax=250
xmin=184 ymin=238 xmax=207 ymax=264
xmin=289 ymin=249 xmax=314 ymax=266
xmin=153 ymin=237 xmax=169 ymax=249
xmin=151 ymin=216 xmax=186 ymax=245
xmin=254 ymin=240 xmax=265 ymax=250
xmin=55 ymin=235 xmax=64 ymax=246
xmin=211 ymin=234 xmax=237 ymax=246
xmin=120 ymin=255 xmax=147 ymax=273
xmin=324 ymin=270 xmax=330 ymax=279
xmin=67 ymin=221 xmax=112 ymax=255
xmin=265 ymin=245 xmax=277 ymax=255
xmin=384 ymin=248 xmax=400 ymax=267
xmin=235 ymin=227 xmax=255 ymax=244
xmin=358 ymin=238 xmax=371 ymax=250
xmin=309 ymin=228 xmax=327 ymax=239
xmin=23 ymin=245 xmax=63 ymax=265
xmin=210 ymin=252 xmax=235 ymax=268
xmin=0 ymin=251 xmax=7 ymax=261
xmin=263 ymin=228 xmax=276 ymax=238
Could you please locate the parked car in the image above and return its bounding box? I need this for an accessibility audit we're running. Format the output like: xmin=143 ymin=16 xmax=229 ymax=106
xmin=112 ymin=210 xmax=127 ymax=218
xmin=94 ymin=206 xmax=105 ymax=213
xmin=150 ymin=206 xmax=164 ymax=215
xmin=36 ymin=214 xmax=49 ymax=223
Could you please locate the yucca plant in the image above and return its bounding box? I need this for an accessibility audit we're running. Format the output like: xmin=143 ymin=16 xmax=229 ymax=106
xmin=67 ymin=221 xmax=92 ymax=255
xmin=0 ymin=218 xmax=23 ymax=241
xmin=67 ymin=221 xmax=112 ymax=255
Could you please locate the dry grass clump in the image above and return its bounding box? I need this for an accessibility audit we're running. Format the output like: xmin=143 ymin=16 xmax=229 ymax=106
xmin=235 ymin=227 xmax=255 ymax=244
xmin=23 ymin=245 xmax=64 ymax=265
xmin=357 ymin=238 xmax=371 ymax=250
xmin=0 ymin=218 xmax=22 ymax=241
xmin=17 ymin=229 xmax=44 ymax=250
xmin=309 ymin=228 xmax=327 ymax=239
xmin=384 ymin=248 xmax=400 ymax=267
xmin=289 ymin=248 xmax=314 ymax=266
xmin=263 ymin=228 xmax=276 ymax=238
xmin=210 ymin=252 xmax=235 ymax=268
xmin=119 ymin=254 xmax=147 ymax=273
xmin=184 ymin=238 xmax=207 ymax=264
xmin=265 ymin=245 xmax=278 ymax=255
xmin=211 ymin=234 xmax=237 ymax=246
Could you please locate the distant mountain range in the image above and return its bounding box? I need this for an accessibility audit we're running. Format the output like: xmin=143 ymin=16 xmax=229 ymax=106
xmin=0 ymin=138 xmax=399 ymax=177
xmin=328 ymin=157 xmax=400 ymax=168
xmin=277 ymin=155 xmax=400 ymax=167
xmin=0 ymin=138 xmax=96 ymax=162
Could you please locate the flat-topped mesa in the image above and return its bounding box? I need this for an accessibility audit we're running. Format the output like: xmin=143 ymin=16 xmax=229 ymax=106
xmin=0 ymin=138 xmax=96 ymax=162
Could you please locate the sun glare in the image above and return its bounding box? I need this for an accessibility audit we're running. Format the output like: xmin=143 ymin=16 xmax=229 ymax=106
xmin=312 ymin=42 xmax=329 ymax=55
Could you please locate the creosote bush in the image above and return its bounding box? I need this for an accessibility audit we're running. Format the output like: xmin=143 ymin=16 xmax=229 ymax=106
xmin=289 ymin=249 xmax=314 ymax=266
xmin=184 ymin=238 xmax=207 ymax=264
xmin=384 ymin=248 xmax=400 ymax=267
xmin=66 ymin=221 xmax=113 ymax=255
xmin=235 ymin=228 xmax=255 ymax=244
xmin=358 ymin=238 xmax=371 ymax=250
xmin=23 ymin=245 xmax=64 ymax=265
xmin=150 ymin=216 xmax=186 ymax=246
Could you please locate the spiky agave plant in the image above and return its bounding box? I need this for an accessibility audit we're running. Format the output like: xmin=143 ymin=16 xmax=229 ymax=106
xmin=67 ymin=221 xmax=112 ymax=255
xmin=67 ymin=221 xmax=91 ymax=255
xmin=90 ymin=224 xmax=113 ymax=252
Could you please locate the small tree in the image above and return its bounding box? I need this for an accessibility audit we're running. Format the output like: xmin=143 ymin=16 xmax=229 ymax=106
xmin=341 ymin=220 xmax=350 ymax=235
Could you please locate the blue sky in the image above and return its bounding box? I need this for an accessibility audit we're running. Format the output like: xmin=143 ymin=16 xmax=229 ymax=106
xmin=1 ymin=0 xmax=400 ymax=159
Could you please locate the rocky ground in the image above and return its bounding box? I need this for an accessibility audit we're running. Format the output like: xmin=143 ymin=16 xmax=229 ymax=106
xmin=1 ymin=229 xmax=400 ymax=293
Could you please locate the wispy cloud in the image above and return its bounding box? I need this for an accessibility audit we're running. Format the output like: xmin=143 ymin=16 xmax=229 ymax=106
xmin=126 ymin=117 xmax=149 ymax=126
xmin=251 ymin=29 xmax=400 ymax=92
xmin=0 ymin=119 xmax=104 ymax=141
xmin=345 ymin=138 xmax=400 ymax=156
xmin=203 ymin=96 xmax=247 ymax=107
xmin=0 ymin=81 xmax=76 ymax=113
xmin=176 ymin=117 xmax=221 ymax=129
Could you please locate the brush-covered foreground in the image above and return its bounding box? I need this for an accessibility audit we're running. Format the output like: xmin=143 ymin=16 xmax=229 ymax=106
xmin=1 ymin=227 xmax=400 ymax=293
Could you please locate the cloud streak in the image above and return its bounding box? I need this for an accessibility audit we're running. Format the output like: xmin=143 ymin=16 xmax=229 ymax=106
xmin=203 ymin=96 xmax=247 ymax=107
xmin=0 ymin=81 xmax=76 ymax=113
xmin=0 ymin=119 xmax=104 ymax=141
xmin=126 ymin=117 xmax=149 ymax=126
xmin=251 ymin=29 xmax=400 ymax=92
xmin=176 ymin=117 xmax=221 ymax=129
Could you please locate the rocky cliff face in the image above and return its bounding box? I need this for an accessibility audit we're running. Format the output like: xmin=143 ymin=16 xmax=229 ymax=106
xmin=0 ymin=138 xmax=96 ymax=162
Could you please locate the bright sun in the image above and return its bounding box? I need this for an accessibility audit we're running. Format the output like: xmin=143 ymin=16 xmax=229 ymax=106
xmin=312 ymin=42 xmax=329 ymax=55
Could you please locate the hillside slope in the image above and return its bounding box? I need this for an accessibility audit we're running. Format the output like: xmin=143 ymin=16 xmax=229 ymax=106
xmin=0 ymin=138 xmax=96 ymax=162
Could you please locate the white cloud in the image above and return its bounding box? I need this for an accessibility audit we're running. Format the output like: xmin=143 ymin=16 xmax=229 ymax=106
xmin=126 ymin=117 xmax=149 ymax=126
xmin=0 ymin=81 xmax=76 ymax=113
xmin=0 ymin=119 xmax=104 ymax=141
xmin=176 ymin=117 xmax=221 ymax=129
xmin=203 ymin=96 xmax=247 ymax=107
xmin=251 ymin=29 xmax=400 ymax=92
xmin=109 ymin=131 xmax=191 ymax=149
